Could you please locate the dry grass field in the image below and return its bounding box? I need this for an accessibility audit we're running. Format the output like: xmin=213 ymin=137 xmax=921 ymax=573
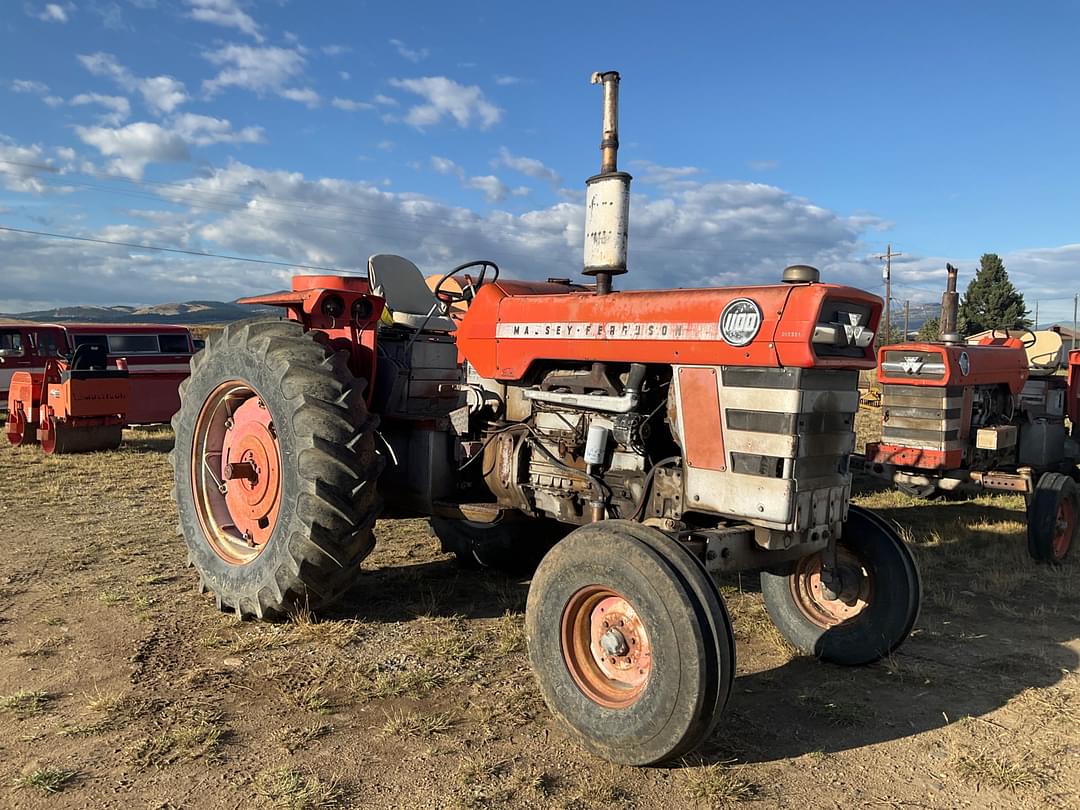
xmin=0 ymin=411 xmax=1077 ymax=808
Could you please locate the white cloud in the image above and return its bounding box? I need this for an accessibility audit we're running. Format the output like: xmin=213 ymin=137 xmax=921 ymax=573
xmin=44 ymin=95 xmax=65 ymax=107
xmin=492 ymin=147 xmax=560 ymax=186
xmin=748 ymin=159 xmax=780 ymax=172
xmin=184 ymin=0 xmax=262 ymax=41
xmin=630 ymin=160 xmax=703 ymax=188
xmin=10 ymin=79 xmax=50 ymax=94
xmin=70 ymin=93 xmax=131 ymax=125
xmin=331 ymin=97 xmax=373 ymax=112
xmin=389 ymin=38 xmax=428 ymax=63
xmin=339 ymin=70 xmax=351 ymax=80
xmin=376 ymin=139 xmax=394 ymax=151
xmin=388 ymin=77 xmax=502 ymax=130
xmin=33 ymin=3 xmax=73 ymax=23
xmin=322 ymin=44 xmax=350 ymax=56
xmin=77 ymin=52 xmax=188 ymax=114
xmin=171 ymin=113 xmax=264 ymax=146
xmin=431 ymin=156 xmax=508 ymax=202
xmin=279 ymin=87 xmax=321 ymax=107
xmin=139 ymin=75 xmax=188 ymax=114
xmin=373 ymin=94 xmax=397 ymax=107
xmin=494 ymin=75 xmax=521 ymax=86
xmin=202 ymin=44 xmax=317 ymax=106
xmin=0 ymin=137 xmax=55 ymax=192
xmin=75 ymin=122 xmax=190 ymax=179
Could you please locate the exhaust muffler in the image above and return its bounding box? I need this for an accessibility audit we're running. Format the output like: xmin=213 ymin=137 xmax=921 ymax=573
xmin=583 ymin=71 xmax=632 ymax=295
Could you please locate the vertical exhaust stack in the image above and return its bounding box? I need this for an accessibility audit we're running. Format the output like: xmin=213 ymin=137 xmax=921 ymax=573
xmin=939 ymin=263 xmax=961 ymax=344
xmin=583 ymin=71 xmax=632 ymax=295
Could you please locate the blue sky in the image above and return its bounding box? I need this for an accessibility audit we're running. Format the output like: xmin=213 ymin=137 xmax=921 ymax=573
xmin=1 ymin=1 xmax=1079 ymax=323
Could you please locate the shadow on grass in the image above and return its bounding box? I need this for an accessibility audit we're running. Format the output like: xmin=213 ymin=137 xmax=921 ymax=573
xmin=328 ymin=496 xmax=1077 ymax=768
xmin=122 ymin=426 xmax=175 ymax=454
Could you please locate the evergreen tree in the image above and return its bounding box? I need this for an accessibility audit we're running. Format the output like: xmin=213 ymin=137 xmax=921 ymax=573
xmin=957 ymin=254 xmax=1029 ymax=335
xmin=917 ymin=317 xmax=940 ymax=341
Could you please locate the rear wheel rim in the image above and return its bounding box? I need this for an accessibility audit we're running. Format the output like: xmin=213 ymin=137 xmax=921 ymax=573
xmin=560 ymin=585 xmax=652 ymax=709
xmin=191 ymin=381 xmax=282 ymax=566
xmin=1052 ymin=498 xmax=1075 ymax=561
xmin=790 ymin=547 xmax=874 ymax=629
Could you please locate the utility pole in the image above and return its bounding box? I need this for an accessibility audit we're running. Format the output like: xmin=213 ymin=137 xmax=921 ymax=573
xmin=872 ymin=244 xmax=903 ymax=344
xmin=903 ymin=300 xmax=910 ymax=338
xmin=1034 ymin=300 xmax=1039 ymax=329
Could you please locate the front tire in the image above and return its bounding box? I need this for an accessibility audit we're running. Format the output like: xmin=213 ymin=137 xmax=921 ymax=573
xmin=170 ymin=320 xmax=382 ymax=618
xmin=761 ymin=505 xmax=921 ymax=666
xmin=1028 ymin=472 xmax=1078 ymax=564
xmin=525 ymin=521 xmax=734 ymax=765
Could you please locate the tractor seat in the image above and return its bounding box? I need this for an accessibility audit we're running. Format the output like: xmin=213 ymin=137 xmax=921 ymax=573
xmin=1025 ymin=330 xmax=1064 ymax=376
xmin=70 ymin=343 xmax=109 ymax=371
xmin=367 ymin=254 xmax=455 ymax=332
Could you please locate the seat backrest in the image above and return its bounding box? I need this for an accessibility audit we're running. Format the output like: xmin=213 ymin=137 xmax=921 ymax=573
xmin=368 ymin=254 xmax=438 ymax=317
xmin=70 ymin=342 xmax=108 ymax=371
xmin=1025 ymin=330 xmax=1064 ymax=375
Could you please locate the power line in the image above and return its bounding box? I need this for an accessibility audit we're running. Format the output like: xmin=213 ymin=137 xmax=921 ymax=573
xmin=0 ymin=225 xmax=350 ymax=272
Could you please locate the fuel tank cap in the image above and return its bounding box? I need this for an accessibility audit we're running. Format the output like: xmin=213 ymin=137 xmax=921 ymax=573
xmin=782 ymin=265 xmax=820 ymax=283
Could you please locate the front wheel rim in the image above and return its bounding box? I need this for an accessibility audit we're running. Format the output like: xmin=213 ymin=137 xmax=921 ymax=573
xmin=790 ymin=547 xmax=874 ymax=629
xmin=191 ymin=381 xmax=282 ymax=566
xmin=560 ymin=585 xmax=652 ymax=709
xmin=1052 ymin=499 xmax=1075 ymax=560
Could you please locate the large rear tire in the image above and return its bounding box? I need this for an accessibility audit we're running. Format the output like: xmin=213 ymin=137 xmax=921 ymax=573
xmin=761 ymin=505 xmax=921 ymax=666
xmin=170 ymin=320 xmax=383 ymax=618
xmin=525 ymin=520 xmax=734 ymax=765
xmin=1028 ymin=472 xmax=1078 ymax=564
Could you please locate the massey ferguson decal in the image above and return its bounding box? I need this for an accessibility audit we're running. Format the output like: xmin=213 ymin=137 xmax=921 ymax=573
xmin=495 ymin=321 xmax=727 ymax=340
xmin=719 ymin=298 xmax=763 ymax=346
xmin=494 ymin=298 xmax=767 ymax=344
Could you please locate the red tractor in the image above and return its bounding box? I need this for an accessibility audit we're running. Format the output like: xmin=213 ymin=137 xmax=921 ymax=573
xmin=865 ymin=264 xmax=1080 ymax=563
xmin=172 ymin=72 xmax=920 ymax=765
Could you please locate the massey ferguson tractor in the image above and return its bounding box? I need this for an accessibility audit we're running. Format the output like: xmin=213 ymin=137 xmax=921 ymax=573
xmin=865 ymin=265 xmax=1080 ymax=563
xmin=171 ymin=72 xmax=921 ymax=765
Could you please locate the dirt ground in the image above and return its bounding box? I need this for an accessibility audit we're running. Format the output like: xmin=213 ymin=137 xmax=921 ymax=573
xmin=1 ymin=414 xmax=1077 ymax=809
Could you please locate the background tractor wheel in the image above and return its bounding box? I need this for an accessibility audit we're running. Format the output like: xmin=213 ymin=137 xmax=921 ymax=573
xmin=1027 ymin=472 xmax=1078 ymax=564
xmin=170 ymin=319 xmax=383 ymax=619
xmin=525 ymin=520 xmax=733 ymax=765
xmin=41 ymin=421 xmax=123 ymax=454
xmin=5 ymin=406 xmax=37 ymax=446
xmin=761 ymin=505 xmax=921 ymax=666
xmin=429 ymin=516 xmax=568 ymax=575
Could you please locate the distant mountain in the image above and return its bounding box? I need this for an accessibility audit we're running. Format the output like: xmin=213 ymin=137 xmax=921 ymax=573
xmin=899 ymin=301 xmax=941 ymax=333
xmin=1 ymin=299 xmax=279 ymax=324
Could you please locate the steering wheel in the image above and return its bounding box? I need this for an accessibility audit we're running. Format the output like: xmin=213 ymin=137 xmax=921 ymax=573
xmin=990 ymin=326 xmax=1038 ymax=348
xmin=433 ymin=260 xmax=500 ymax=306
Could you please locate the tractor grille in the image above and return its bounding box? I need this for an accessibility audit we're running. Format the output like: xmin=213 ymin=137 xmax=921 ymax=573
xmin=679 ymin=366 xmax=859 ymax=531
xmin=720 ymin=367 xmax=858 ymax=486
xmin=881 ymin=383 xmax=964 ymax=451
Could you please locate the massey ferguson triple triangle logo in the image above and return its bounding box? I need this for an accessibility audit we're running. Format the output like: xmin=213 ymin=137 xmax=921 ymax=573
xmin=719 ymin=298 xmax=763 ymax=346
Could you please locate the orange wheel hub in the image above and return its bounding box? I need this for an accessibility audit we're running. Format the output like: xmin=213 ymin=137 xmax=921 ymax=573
xmin=221 ymin=397 xmax=281 ymax=547
xmin=790 ymin=548 xmax=873 ymax=628
xmin=191 ymin=381 xmax=283 ymax=566
xmin=561 ymin=586 xmax=652 ymax=709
